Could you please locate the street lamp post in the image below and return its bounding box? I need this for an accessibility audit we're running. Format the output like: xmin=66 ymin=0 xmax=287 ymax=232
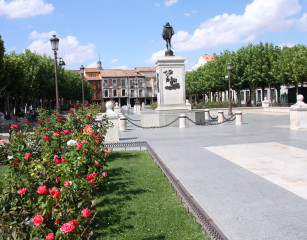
xmin=50 ymin=35 xmax=60 ymax=112
xmin=80 ymin=65 xmax=85 ymax=107
xmin=227 ymin=62 xmax=233 ymax=116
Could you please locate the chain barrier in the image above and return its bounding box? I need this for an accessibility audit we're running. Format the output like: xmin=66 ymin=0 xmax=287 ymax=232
xmin=186 ymin=115 xmax=236 ymax=126
xmin=208 ymin=112 xmax=218 ymax=120
xmin=122 ymin=113 xmax=141 ymax=122
xmin=223 ymin=115 xmax=236 ymax=122
xmin=126 ymin=117 xmax=180 ymax=129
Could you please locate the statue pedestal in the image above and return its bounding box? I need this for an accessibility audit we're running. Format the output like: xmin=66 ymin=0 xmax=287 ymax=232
xmin=155 ymin=56 xmax=187 ymax=111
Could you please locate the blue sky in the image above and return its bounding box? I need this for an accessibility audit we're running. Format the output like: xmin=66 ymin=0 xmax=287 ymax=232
xmin=0 ymin=0 xmax=307 ymax=70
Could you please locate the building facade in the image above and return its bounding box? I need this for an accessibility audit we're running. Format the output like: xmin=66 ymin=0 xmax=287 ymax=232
xmin=82 ymin=62 xmax=157 ymax=106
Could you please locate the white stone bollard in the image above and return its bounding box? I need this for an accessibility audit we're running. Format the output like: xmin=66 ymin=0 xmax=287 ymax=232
xmin=204 ymin=109 xmax=210 ymax=120
xmin=179 ymin=114 xmax=187 ymax=128
xmin=262 ymin=97 xmax=270 ymax=108
xmin=290 ymin=94 xmax=307 ymax=130
xmin=235 ymin=112 xmax=243 ymax=125
xmin=119 ymin=116 xmax=127 ymax=131
xmin=114 ymin=102 xmax=121 ymax=115
xmin=218 ymin=111 xmax=224 ymax=123
xmin=104 ymin=101 xmax=119 ymax=142
xmin=186 ymin=100 xmax=192 ymax=111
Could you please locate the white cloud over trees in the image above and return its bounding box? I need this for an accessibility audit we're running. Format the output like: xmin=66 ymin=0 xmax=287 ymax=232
xmin=27 ymin=31 xmax=96 ymax=64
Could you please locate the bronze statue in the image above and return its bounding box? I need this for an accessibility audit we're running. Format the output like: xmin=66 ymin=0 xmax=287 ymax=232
xmin=162 ymin=22 xmax=174 ymax=56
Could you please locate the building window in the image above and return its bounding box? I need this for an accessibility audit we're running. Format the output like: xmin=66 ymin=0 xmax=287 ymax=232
xmin=93 ymin=74 xmax=96 ymax=77
xmin=104 ymin=89 xmax=109 ymax=98
xmin=122 ymin=89 xmax=126 ymax=97
xmin=131 ymin=90 xmax=135 ymax=97
xmin=121 ymin=79 xmax=126 ymax=87
xmin=104 ymin=80 xmax=108 ymax=87
xmin=139 ymin=89 xmax=143 ymax=97
xmin=139 ymin=79 xmax=143 ymax=87
xmin=113 ymin=79 xmax=117 ymax=87
xmin=130 ymin=80 xmax=134 ymax=88
xmin=89 ymin=74 xmax=92 ymax=77
xmin=113 ymin=89 xmax=117 ymax=97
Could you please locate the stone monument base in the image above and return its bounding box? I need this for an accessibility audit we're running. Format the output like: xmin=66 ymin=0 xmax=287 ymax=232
xmin=141 ymin=110 xmax=205 ymax=128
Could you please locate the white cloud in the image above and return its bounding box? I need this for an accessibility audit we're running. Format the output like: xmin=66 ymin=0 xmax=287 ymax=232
xmin=164 ymin=0 xmax=178 ymax=7
xmin=155 ymin=2 xmax=161 ymax=7
xmin=296 ymin=13 xmax=307 ymax=31
xmin=184 ymin=10 xmax=197 ymax=17
xmin=0 ymin=0 xmax=54 ymax=18
xmin=279 ymin=42 xmax=295 ymax=48
xmin=145 ymin=50 xmax=164 ymax=64
xmin=111 ymin=65 xmax=129 ymax=70
xmin=110 ymin=58 xmax=118 ymax=63
xmin=172 ymin=0 xmax=302 ymax=52
xmin=29 ymin=30 xmax=56 ymax=39
xmin=87 ymin=61 xmax=98 ymax=68
xmin=27 ymin=31 xmax=96 ymax=64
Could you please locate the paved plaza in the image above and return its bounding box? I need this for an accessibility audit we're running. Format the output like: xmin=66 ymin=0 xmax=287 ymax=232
xmin=119 ymin=109 xmax=307 ymax=240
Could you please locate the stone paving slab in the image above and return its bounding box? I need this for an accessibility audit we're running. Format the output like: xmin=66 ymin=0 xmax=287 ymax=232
xmin=119 ymin=111 xmax=307 ymax=240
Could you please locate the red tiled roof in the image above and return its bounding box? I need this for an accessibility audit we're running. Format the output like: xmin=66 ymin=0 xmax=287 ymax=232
xmin=85 ymin=68 xmax=100 ymax=73
xmin=201 ymin=54 xmax=216 ymax=62
xmin=100 ymin=69 xmax=144 ymax=77
xmin=134 ymin=67 xmax=155 ymax=72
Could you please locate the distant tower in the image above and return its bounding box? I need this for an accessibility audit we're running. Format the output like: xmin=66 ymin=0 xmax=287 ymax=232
xmin=97 ymin=55 xmax=103 ymax=70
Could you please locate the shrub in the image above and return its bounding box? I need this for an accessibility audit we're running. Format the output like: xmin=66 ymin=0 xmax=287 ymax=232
xmin=0 ymin=105 xmax=112 ymax=239
xmin=150 ymin=102 xmax=157 ymax=110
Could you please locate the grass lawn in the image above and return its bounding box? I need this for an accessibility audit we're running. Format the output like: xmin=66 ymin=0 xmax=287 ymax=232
xmin=94 ymin=151 xmax=209 ymax=240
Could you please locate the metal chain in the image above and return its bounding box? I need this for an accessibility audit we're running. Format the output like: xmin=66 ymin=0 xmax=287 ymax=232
xmin=208 ymin=112 xmax=218 ymax=120
xmin=223 ymin=115 xmax=236 ymax=122
xmin=126 ymin=117 xmax=180 ymax=129
xmin=122 ymin=113 xmax=141 ymax=122
xmin=186 ymin=115 xmax=235 ymax=126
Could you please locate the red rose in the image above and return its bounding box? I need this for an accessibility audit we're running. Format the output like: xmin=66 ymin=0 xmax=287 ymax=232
xmin=64 ymin=181 xmax=71 ymax=186
xmin=49 ymin=188 xmax=60 ymax=199
xmin=10 ymin=125 xmax=18 ymax=130
xmin=86 ymin=115 xmax=91 ymax=119
xmin=56 ymin=178 xmax=60 ymax=182
xmin=46 ymin=118 xmax=50 ymax=122
xmin=24 ymin=153 xmax=31 ymax=160
xmin=46 ymin=233 xmax=55 ymax=240
xmin=60 ymin=219 xmax=78 ymax=234
xmin=55 ymin=219 xmax=60 ymax=224
xmin=17 ymin=188 xmax=27 ymax=195
xmin=62 ymin=130 xmax=70 ymax=135
xmin=43 ymin=136 xmax=49 ymax=141
xmin=102 ymin=172 xmax=108 ymax=178
xmin=70 ymin=110 xmax=74 ymax=113
xmin=86 ymin=175 xmax=93 ymax=181
xmin=89 ymin=179 xmax=95 ymax=185
xmin=39 ymin=121 xmax=42 ymax=125
xmin=13 ymin=161 xmax=19 ymax=167
xmin=44 ymin=107 xmax=47 ymax=109
xmin=56 ymin=115 xmax=59 ymax=118
xmin=43 ymin=128 xmax=47 ymax=132
xmin=85 ymin=104 xmax=89 ymax=106
xmin=81 ymin=208 xmax=91 ymax=218
xmin=109 ymin=149 xmax=113 ymax=153
xmin=32 ymin=215 xmax=44 ymax=227
xmin=37 ymin=186 xmax=47 ymax=194
xmin=25 ymin=121 xmax=29 ymax=124
xmin=95 ymin=161 xmax=99 ymax=166
xmin=92 ymin=172 xmax=97 ymax=178
xmin=74 ymin=105 xmax=78 ymax=108
xmin=58 ymin=119 xmax=62 ymax=122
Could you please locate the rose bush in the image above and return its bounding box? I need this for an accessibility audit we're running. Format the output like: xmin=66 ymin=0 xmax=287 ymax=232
xmin=0 ymin=105 xmax=112 ymax=239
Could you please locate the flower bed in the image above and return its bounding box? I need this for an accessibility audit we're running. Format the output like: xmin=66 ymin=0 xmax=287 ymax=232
xmin=0 ymin=105 xmax=112 ymax=239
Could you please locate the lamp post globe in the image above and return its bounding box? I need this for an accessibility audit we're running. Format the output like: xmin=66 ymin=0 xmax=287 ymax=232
xmin=50 ymin=35 xmax=60 ymax=113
